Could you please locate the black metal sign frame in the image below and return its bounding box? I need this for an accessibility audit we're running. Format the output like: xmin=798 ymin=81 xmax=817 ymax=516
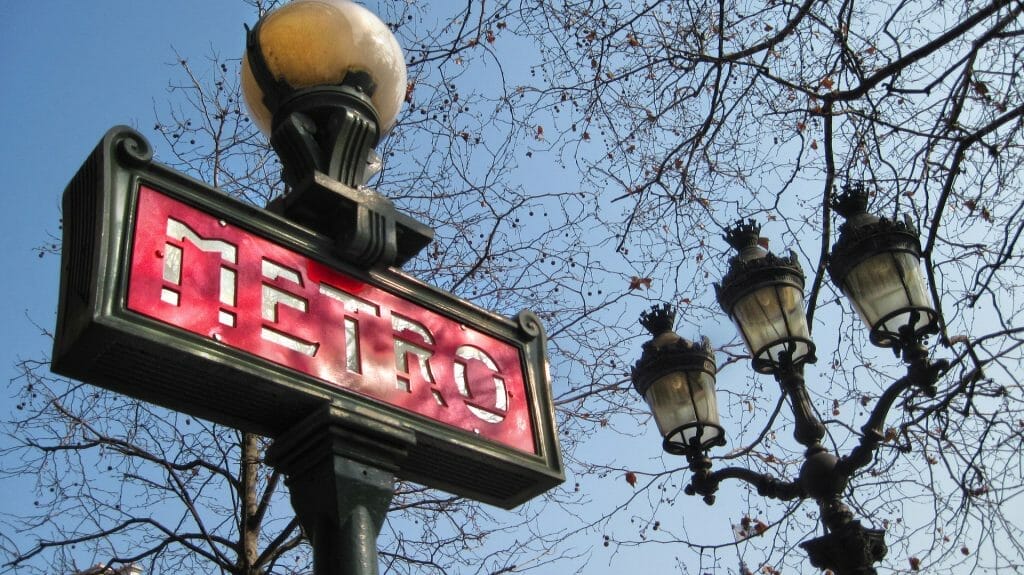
xmin=52 ymin=126 xmax=563 ymax=508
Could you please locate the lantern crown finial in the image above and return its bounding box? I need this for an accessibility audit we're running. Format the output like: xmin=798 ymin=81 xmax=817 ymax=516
xmin=640 ymin=303 xmax=676 ymax=336
xmin=833 ymin=182 xmax=870 ymax=219
xmin=724 ymin=219 xmax=763 ymax=252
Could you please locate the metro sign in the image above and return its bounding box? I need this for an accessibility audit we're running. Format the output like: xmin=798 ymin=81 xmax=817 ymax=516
xmin=129 ymin=185 xmax=534 ymax=451
xmin=53 ymin=127 xmax=563 ymax=507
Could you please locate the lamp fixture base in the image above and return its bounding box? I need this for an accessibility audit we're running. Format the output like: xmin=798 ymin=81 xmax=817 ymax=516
xmin=269 ymin=170 xmax=434 ymax=268
xmin=270 ymin=85 xmax=382 ymax=189
xmin=800 ymin=519 xmax=887 ymax=575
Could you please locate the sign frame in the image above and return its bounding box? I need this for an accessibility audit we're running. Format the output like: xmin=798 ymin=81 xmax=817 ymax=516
xmin=53 ymin=126 xmax=563 ymax=508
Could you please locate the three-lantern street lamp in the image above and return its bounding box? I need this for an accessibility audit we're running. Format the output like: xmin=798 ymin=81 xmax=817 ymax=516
xmin=632 ymin=183 xmax=949 ymax=575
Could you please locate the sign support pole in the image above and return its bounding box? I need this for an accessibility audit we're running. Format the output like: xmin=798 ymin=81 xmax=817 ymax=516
xmin=267 ymin=403 xmax=417 ymax=575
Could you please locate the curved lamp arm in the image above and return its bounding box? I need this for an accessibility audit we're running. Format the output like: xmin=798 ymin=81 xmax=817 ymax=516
xmin=685 ymin=455 xmax=806 ymax=505
xmin=686 ymin=352 xmax=948 ymax=508
xmin=838 ymin=356 xmax=949 ymax=478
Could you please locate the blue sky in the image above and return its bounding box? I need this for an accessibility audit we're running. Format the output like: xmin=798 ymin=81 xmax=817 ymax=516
xmin=0 ymin=0 xmax=808 ymax=569
xmin=0 ymin=0 xmax=255 ymax=561
xmin=4 ymin=3 xmax=968 ymax=574
xmin=0 ymin=1 xmax=253 ymax=365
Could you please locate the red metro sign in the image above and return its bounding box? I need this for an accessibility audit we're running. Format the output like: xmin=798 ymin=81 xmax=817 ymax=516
xmin=127 ymin=186 xmax=534 ymax=453
xmin=52 ymin=127 xmax=562 ymax=507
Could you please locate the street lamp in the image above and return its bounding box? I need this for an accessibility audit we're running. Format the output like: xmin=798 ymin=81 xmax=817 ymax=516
xmin=631 ymin=184 xmax=948 ymax=575
xmin=715 ymin=219 xmax=816 ymax=374
xmin=241 ymin=0 xmax=431 ymax=268
xmin=631 ymin=303 xmax=723 ymax=457
xmin=828 ymin=183 xmax=941 ymax=393
xmin=241 ymin=3 xmax=434 ymax=574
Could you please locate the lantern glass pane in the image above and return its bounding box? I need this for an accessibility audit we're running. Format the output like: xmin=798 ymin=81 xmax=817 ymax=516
xmin=731 ymin=283 xmax=812 ymax=367
xmin=644 ymin=371 xmax=721 ymax=448
xmin=842 ymin=251 xmax=931 ymax=336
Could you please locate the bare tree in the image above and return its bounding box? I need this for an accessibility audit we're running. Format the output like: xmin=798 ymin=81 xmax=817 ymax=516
xmin=8 ymin=0 xmax=1024 ymax=573
xmin=496 ymin=0 xmax=1024 ymax=572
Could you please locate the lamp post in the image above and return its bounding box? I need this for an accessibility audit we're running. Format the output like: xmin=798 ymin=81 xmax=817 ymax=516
xmin=631 ymin=184 xmax=949 ymax=575
xmin=241 ymin=3 xmax=430 ymax=574
xmin=238 ymin=2 xmax=423 ymax=568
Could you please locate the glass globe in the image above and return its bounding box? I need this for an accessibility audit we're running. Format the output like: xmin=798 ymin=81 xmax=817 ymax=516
xmin=241 ymin=0 xmax=407 ymax=135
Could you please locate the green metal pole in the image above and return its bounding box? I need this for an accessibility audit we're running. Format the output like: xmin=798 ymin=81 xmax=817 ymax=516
xmin=267 ymin=403 xmax=416 ymax=575
xmin=293 ymin=457 xmax=394 ymax=575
